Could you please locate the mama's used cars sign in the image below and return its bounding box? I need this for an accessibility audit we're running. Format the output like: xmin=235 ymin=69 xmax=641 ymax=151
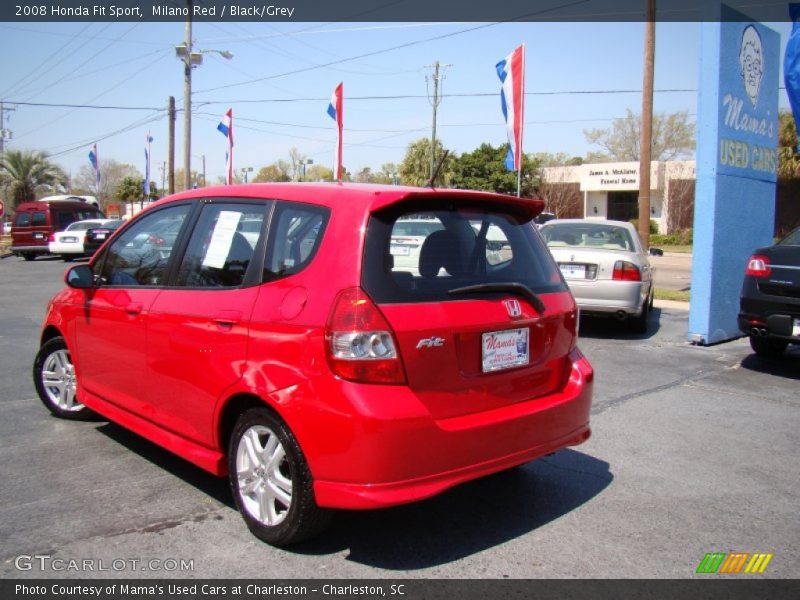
xmin=716 ymin=17 xmax=778 ymax=181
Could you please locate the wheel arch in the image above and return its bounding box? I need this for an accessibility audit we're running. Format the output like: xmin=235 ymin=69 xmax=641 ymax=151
xmin=217 ymin=392 xmax=284 ymax=458
xmin=40 ymin=325 xmax=64 ymax=346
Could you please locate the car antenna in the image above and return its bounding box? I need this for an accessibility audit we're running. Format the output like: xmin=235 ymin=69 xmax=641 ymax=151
xmin=426 ymin=150 xmax=449 ymax=188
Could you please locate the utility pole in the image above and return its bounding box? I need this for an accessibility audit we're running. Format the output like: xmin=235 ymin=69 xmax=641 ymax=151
xmin=182 ymin=1 xmax=193 ymax=191
xmin=0 ymin=101 xmax=16 ymax=159
xmin=425 ymin=61 xmax=451 ymax=183
xmin=160 ymin=161 xmax=166 ymax=196
xmin=168 ymin=96 xmax=176 ymax=194
xmin=638 ymin=0 xmax=655 ymax=250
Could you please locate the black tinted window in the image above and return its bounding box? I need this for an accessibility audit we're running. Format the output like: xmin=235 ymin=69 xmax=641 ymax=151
xmin=176 ymin=203 xmax=267 ymax=288
xmin=264 ymin=203 xmax=329 ymax=281
xmin=97 ymin=204 xmax=191 ymax=287
xmin=14 ymin=213 xmax=31 ymax=226
xmin=31 ymin=212 xmax=46 ymax=226
xmin=363 ymin=201 xmax=566 ymax=304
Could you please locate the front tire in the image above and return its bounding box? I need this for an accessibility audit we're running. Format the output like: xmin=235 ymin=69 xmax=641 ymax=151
xmin=749 ymin=335 xmax=788 ymax=358
xmin=228 ymin=407 xmax=331 ymax=546
xmin=33 ymin=336 xmax=94 ymax=419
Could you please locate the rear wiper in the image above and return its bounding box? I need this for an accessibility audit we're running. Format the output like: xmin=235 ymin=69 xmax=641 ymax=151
xmin=447 ymin=282 xmax=546 ymax=315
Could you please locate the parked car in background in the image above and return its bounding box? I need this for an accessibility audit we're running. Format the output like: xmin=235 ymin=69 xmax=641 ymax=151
xmin=48 ymin=219 xmax=117 ymax=261
xmin=83 ymin=220 xmax=125 ymax=256
xmin=534 ymin=212 xmax=557 ymax=228
xmin=11 ymin=200 xmax=104 ymax=260
xmin=539 ymin=219 xmax=655 ymax=332
xmin=738 ymin=226 xmax=800 ymax=358
xmin=34 ymin=183 xmax=593 ymax=546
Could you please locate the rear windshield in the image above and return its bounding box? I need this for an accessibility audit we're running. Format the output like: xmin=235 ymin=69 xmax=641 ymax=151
xmin=541 ymin=222 xmax=636 ymax=252
xmin=778 ymin=227 xmax=800 ymax=245
xmin=362 ymin=200 xmax=566 ymax=304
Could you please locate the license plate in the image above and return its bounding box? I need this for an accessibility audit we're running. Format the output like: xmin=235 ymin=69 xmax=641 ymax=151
xmin=390 ymin=244 xmax=410 ymax=256
xmin=482 ymin=327 xmax=529 ymax=373
xmin=793 ymin=319 xmax=800 ymax=337
xmin=560 ymin=263 xmax=586 ymax=279
xmin=63 ymin=236 xmax=77 ymax=243
xmin=33 ymin=232 xmax=45 ymax=240
xmin=95 ymin=233 xmax=106 ymax=240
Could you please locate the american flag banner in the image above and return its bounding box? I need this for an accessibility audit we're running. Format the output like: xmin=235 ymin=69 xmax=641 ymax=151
xmin=88 ymin=144 xmax=101 ymax=188
xmin=327 ymin=82 xmax=343 ymax=182
xmin=496 ymin=45 xmax=525 ymax=177
xmin=217 ymin=109 xmax=234 ymax=185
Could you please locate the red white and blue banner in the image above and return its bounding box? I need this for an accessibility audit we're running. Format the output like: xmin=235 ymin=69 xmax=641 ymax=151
xmin=217 ymin=108 xmax=234 ymax=185
xmin=88 ymin=144 xmax=100 ymax=188
xmin=327 ymin=82 xmax=343 ymax=182
xmin=496 ymin=44 xmax=525 ymax=172
xmin=785 ymin=4 xmax=800 ymax=151
xmin=143 ymin=132 xmax=153 ymax=197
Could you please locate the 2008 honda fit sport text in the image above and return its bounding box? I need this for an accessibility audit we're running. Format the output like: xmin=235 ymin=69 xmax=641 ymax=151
xmin=34 ymin=183 xmax=594 ymax=546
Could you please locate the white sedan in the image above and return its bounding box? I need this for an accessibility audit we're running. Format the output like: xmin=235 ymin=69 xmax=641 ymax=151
xmin=49 ymin=219 xmax=116 ymax=260
xmin=539 ymin=219 xmax=656 ymax=332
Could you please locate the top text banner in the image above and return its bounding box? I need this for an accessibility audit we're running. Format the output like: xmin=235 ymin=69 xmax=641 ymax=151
xmin=3 ymin=0 xmax=799 ymax=23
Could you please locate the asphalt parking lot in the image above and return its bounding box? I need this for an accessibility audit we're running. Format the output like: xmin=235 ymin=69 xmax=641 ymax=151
xmin=0 ymin=256 xmax=797 ymax=579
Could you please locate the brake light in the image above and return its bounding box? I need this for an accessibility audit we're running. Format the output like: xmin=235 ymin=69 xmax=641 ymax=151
xmin=325 ymin=287 xmax=406 ymax=384
xmin=745 ymin=254 xmax=771 ymax=278
xmin=612 ymin=260 xmax=642 ymax=281
xmin=48 ymin=233 xmax=56 ymax=242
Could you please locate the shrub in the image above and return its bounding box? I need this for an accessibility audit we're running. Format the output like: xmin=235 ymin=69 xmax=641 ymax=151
xmin=651 ymin=228 xmax=693 ymax=246
xmin=630 ymin=219 xmax=660 ymax=235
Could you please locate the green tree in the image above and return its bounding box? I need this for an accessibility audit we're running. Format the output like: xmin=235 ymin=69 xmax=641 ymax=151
xmin=399 ymin=138 xmax=455 ymax=186
xmin=0 ymin=149 xmax=67 ymax=208
xmin=252 ymin=162 xmax=292 ymax=183
xmin=778 ymin=110 xmax=800 ymax=179
xmin=305 ymin=164 xmax=333 ymax=182
xmin=584 ymin=109 xmax=696 ymax=161
xmin=73 ymin=159 xmax=140 ymax=206
xmin=450 ymin=143 xmax=540 ymax=196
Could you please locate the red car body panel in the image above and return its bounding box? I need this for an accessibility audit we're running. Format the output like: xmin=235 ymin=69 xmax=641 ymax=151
xmin=41 ymin=183 xmax=593 ymax=511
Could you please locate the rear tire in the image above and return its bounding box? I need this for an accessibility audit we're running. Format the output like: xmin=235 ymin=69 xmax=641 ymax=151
xmin=228 ymin=407 xmax=331 ymax=546
xmin=631 ymin=299 xmax=650 ymax=334
xmin=749 ymin=335 xmax=788 ymax=358
xmin=33 ymin=336 xmax=94 ymax=420
xmin=22 ymin=253 xmax=35 ymax=261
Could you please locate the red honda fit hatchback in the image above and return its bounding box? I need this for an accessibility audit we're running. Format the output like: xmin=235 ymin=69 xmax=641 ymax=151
xmin=34 ymin=183 xmax=593 ymax=545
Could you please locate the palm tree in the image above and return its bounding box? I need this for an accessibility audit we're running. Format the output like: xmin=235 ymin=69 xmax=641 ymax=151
xmin=0 ymin=149 xmax=67 ymax=208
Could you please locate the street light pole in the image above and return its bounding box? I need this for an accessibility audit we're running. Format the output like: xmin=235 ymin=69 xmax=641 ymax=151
xmin=182 ymin=1 xmax=193 ymax=191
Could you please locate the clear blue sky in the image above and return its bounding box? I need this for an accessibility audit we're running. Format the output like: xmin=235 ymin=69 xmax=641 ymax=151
xmin=0 ymin=19 xmax=794 ymax=185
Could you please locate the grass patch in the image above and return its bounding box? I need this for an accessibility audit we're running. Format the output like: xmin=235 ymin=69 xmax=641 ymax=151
xmin=655 ymin=288 xmax=690 ymax=303
xmin=656 ymin=244 xmax=693 ymax=254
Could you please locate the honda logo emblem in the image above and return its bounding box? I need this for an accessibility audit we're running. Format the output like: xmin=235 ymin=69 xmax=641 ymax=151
xmin=504 ymin=299 xmax=522 ymax=318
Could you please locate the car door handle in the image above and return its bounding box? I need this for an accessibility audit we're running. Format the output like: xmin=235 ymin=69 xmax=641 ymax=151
xmin=213 ymin=310 xmax=242 ymax=327
xmin=126 ymin=303 xmax=143 ymax=316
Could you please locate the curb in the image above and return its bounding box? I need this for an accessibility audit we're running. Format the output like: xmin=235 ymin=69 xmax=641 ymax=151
xmin=655 ymin=299 xmax=690 ymax=311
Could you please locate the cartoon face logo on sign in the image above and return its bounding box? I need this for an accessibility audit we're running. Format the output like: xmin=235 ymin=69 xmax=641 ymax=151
xmin=739 ymin=24 xmax=764 ymax=108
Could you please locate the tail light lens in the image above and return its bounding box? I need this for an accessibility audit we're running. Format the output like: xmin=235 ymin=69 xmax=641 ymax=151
xmin=48 ymin=233 xmax=56 ymax=243
xmin=612 ymin=260 xmax=642 ymax=281
xmin=745 ymin=254 xmax=771 ymax=278
xmin=325 ymin=287 xmax=406 ymax=385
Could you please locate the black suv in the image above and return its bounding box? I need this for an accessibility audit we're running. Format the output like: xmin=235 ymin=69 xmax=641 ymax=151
xmin=738 ymin=226 xmax=800 ymax=357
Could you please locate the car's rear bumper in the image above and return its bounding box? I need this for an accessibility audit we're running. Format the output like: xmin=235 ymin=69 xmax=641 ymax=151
xmin=569 ymin=280 xmax=648 ymax=316
xmin=310 ymin=350 xmax=593 ymax=509
xmin=739 ymin=280 xmax=800 ymax=341
xmin=11 ymin=245 xmax=49 ymax=254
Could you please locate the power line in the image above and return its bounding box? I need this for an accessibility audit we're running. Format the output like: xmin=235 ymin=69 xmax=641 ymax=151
xmin=194 ymin=0 xmax=590 ymax=95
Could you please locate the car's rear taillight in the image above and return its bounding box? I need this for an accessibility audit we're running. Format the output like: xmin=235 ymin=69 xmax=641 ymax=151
xmin=48 ymin=233 xmax=56 ymax=243
xmin=325 ymin=287 xmax=406 ymax=385
xmin=612 ymin=260 xmax=642 ymax=281
xmin=745 ymin=254 xmax=771 ymax=278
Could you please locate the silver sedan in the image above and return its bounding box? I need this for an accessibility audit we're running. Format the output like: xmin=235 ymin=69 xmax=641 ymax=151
xmin=539 ymin=219 xmax=655 ymax=331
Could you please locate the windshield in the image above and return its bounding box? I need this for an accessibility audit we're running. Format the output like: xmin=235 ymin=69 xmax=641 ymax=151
xmin=541 ymin=222 xmax=636 ymax=252
xmin=362 ymin=201 xmax=566 ymax=304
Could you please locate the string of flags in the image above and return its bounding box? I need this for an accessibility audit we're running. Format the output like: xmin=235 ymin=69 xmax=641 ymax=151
xmin=87 ymin=48 xmax=526 ymax=192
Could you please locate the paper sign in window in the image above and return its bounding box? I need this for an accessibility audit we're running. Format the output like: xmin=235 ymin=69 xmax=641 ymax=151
xmin=202 ymin=211 xmax=243 ymax=269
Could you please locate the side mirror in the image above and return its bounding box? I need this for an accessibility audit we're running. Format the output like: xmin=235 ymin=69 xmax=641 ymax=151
xmin=65 ymin=264 xmax=95 ymax=289
xmin=649 ymin=247 xmax=664 ymax=256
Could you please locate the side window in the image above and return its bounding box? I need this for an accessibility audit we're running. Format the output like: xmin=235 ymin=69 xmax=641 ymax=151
xmin=471 ymin=219 xmax=514 ymax=267
xmin=97 ymin=204 xmax=191 ymax=287
xmin=175 ymin=203 xmax=267 ymax=288
xmin=54 ymin=211 xmax=75 ymax=230
xmin=264 ymin=203 xmax=329 ymax=281
xmin=31 ymin=211 xmax=47 ymax=226
xmin=14 ymin=213 xmax=31 ymax=226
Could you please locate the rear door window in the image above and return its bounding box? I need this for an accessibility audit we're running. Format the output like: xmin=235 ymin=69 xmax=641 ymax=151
xmin=31 ymin=211 xmax=46 ymax=226
xmin=363 ymin=202 xmax=566 ymax=303
xmin=14 ymin=212 xmax=31 ymax=226
xmin=175 ymin=203 xmax=267 ymax=288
